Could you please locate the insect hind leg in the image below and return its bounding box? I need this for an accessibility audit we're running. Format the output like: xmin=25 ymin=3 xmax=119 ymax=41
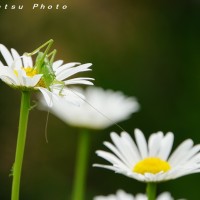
xmin=47 ymin=49 xmax=57 ymax=65
xmin=24 ymin=39 xmax=54 ymax=57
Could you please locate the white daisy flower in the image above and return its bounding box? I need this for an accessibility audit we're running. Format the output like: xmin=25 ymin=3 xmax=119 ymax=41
xmin=94 ymin=129 xmax=200 ymax=182
xmin=39 ymin=86 xmax=140 ymax=129
xmin=0 ymin=44 xmax=94 ymax=106
xmin=94 ymin=190 xmax=184 ymax=200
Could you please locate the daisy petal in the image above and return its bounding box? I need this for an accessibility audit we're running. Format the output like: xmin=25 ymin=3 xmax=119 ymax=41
xmin=148 ymin=132 xmax=163 ymax=157
xmin=158 ymin=132 xmax=174 ymax=160
xmin=11 ymin=48 xmax=23 ymax=69
xmin=52 ymin=60 xmax=64 ymax=70
xmin=64 ymin=78 xmax=94 ymax=85
xmin=0 ymin=44 xmax=14 ymax=66
xmin=55 ymin=62 xmax=80 ymax=75
xmin=38 ymin=87 xmax=54 ymax=107
xmin=56 ymin=63 xmax=92 ymax=81
xmin=0 ymin=66 xmax=19 ymax=85
xmin=22 ymin=55 xmax=33 ymax=67
xmin=168 ymin=139 xmax=193 ymax=166
xmin=134 ymin=129 xmax=148 ymax=159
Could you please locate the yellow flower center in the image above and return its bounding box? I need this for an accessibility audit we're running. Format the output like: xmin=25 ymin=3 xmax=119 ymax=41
xmin=14 ymin=67 xmax=37 ymax=77
xmin=23 ymin=67 xmax=37 ymax=77
xmin=133 ymin=157 xmax=171 ymax=174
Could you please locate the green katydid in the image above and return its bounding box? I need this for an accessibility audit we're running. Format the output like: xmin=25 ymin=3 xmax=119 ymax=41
xmin=25 ymin=39 xmax=62 ymax=89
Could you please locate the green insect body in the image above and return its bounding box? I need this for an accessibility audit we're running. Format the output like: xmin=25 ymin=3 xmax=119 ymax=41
xmin=35 ymin=52 xmax=56 ymax=89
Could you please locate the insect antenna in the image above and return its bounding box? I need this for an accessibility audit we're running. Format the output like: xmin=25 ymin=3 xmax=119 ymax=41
xmin=44 ymin=92 xmax=54 ymax=143
xmin=44 ymin=110 xmax=50 ymax=143
xmin=68 ymin=88 xmax=126 ymax=132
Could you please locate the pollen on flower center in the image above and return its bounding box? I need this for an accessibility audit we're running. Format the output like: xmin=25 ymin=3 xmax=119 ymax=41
xmin=14 ymin=67 xmax=37 ymax=77
xmin=23 ymin=67 xmax=37 ymax=77
xmin=133 ymin=157 xmax=171 ymax=175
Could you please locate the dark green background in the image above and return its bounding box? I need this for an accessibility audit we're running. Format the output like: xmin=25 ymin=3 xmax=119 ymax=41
xmin=0 ymin=0 xmax=200 ymax=199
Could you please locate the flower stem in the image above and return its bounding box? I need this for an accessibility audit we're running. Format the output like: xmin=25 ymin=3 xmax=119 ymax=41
xmin=146 ymin=182 xmax=157 ymax=200
xmin=11 ymin=91 xmax=31 ymax=200
xmin=71 ymin=129 xmax=90 ymax=200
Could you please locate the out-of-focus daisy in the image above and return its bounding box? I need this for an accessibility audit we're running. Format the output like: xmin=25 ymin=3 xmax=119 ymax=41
xmin=94 ymin=129 xmax=200 ymax=182
xmin=94 ymin=190 xmax=185 ymax=200
xmin=0 ymin=42 xmax=93 ymax=106
xmin=39 ymin=86 xmax=139 ymax=129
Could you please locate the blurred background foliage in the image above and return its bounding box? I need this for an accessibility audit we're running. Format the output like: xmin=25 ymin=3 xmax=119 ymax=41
xmin=0 ymin=0 xmax=200 ymax=199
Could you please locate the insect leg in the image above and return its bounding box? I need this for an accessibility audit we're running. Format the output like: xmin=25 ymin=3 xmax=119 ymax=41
xmin=25 ymin=39 xmax=54 ymax=57
xmin=47 ymin=49 xmax=57 ymax=65
xmin=58 ymin=83 xmax=65 ymax=96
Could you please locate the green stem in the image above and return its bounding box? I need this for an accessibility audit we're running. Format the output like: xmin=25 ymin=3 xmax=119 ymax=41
xmin=71 ymin=129 xmax=91 ymax=200
xmin=11 ymin=91 xmax=31 ymax=200
xmin=146 ymin=182 xmax=157 ymax=200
